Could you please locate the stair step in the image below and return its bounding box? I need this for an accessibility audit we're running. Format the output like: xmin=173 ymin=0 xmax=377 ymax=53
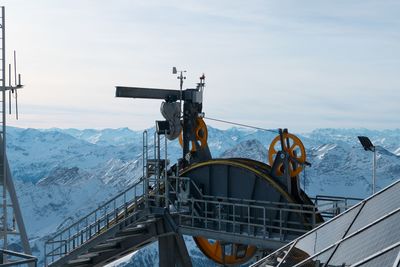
xmin=122 ymin=224 xmax=147 ymax=233
xmin=116 ymin=225 xmax=147 ymax=237
xmin=77 ymin=252 xmax=99 ymax=259
xmin=67 ymin=257 xmax=91 ymax=265
xmin=105 ymin=236 xmax=128 ymax=243
xmin=88 ymin=242 xmax=118 ymax=253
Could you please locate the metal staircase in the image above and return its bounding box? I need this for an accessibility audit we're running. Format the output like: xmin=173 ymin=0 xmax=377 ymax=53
xmin=45 ymin=177 xmax=171 ymax=266
xmin=44 ymin=132 xmax=186 ymax=267
xmin=44 ymin=132 xmax=359 ymax=267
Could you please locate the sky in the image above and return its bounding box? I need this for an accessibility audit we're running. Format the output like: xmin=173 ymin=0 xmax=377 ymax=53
xmin=1 ymin=0 xmax=400 ymax=132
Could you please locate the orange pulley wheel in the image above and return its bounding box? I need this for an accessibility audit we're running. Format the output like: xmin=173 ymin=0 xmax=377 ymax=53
xmin=179 ymin=118 xmax=208 ymax=152
xmin=268 ymin=133 xmax=306 ymax=177
xmin=193 ymin=236 xmax=257 ymax=265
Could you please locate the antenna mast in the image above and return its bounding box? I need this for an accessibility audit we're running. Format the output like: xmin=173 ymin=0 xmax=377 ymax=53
xmin=0 ymin=6 xmax=33 ymax=265
xmin=1 ymin=6 xmax=6 ymax=253
xmin=172 ymin=67 xmax=186 ymax=115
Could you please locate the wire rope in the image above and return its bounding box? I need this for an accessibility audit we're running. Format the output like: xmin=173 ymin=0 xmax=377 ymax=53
xmin=204 ymin=116 xmax=279 ymax=133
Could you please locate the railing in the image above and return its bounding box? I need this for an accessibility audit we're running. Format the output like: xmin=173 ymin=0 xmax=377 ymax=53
xmin=313 ymin=195 xmax=363 ymax=219
xmin=167 ymin=176 xmax=360 ymax=242
xmin=176 ymin=197 xmax=320 ymax=242
xmin=44 ymin=177 xmax=147 ymax=266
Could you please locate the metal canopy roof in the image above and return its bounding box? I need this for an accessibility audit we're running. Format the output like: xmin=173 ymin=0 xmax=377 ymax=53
xmin=251 ymin=179 xmax=400 ymax=267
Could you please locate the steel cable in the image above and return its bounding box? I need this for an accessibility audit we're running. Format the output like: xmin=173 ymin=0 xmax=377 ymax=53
xmin=204 ymin=116 xmax=279 ymax=133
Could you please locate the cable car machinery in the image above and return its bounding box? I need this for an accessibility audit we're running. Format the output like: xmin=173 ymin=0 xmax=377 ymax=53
xmin=43 ymin=70 xmax=347 ymax=267
xmin=114 ymin=70 xmax=322 ymax=265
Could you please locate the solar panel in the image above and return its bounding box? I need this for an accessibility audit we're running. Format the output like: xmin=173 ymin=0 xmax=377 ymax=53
xmin=251 ymin=179 xmax=400 ymax=267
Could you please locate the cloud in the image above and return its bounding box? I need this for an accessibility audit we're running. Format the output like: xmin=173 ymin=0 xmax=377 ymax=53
xmin=2 ymin=0 xmax=399 ymax=131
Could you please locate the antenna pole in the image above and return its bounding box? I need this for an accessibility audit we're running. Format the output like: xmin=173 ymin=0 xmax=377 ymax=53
xmin=13 ymin=51 xmax=16 ymax=86
xmin=179 ymin=71 xmax=186 ymax=116
xmin=13 ymin=51 xmax=18 ymax=120
xmin=15 ymin=89 xmax=18 ymax=120
xmin=179 ymin=71 xmax=183 ymax=114
xmin=1 ymin=6 xmax=7 ymax=253
xmin=8 ymin=64 xmax=11 ymax=115
xmin=372 ymin=147 xmax=376 ymax=194
xmin=0 ymin=8 xmax=31 ymax=262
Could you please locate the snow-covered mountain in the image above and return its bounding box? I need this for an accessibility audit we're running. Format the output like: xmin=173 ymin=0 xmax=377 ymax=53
xmin=5 ymin=126 xmax=400 ymax=266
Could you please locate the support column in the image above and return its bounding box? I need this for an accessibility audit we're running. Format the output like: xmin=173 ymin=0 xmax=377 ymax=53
xmin=158 ymin=234 xmax=192 ymax=267
xmin=372 ymin=148 xmax=376 ymax=194
xmin=159 ymin=235 xmax=175 ymax=267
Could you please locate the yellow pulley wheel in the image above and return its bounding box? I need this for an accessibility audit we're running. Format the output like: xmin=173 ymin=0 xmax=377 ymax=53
xmin=179 ymin=118 xmax=208 ymax=152
xmin=268 ymin=133 xmax=306 ymax=177
xmin=193 ymin=236 xmax=257 ymax=265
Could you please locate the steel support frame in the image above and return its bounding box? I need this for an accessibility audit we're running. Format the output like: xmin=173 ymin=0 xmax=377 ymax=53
xmin=1 ymin=7 xmax=6 ymax=253
xmin=0 ymin=8 xmax=32 ymax=265
xmin=179 ymin=227 xmax=288 ymax=251
xmin=0 ymin=137 xmax=31 ymax=256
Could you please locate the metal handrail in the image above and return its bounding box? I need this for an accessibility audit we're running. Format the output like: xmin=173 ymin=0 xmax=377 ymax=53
xmin=313 ymin=195 xmax=362 ymax=207
xmin=45 ymin=209 xmax=148 ymax=264
xmin=200 ymin=194 xmax=317 ymax=209
xmin=46 ymin=177 xmax=144 ymax=242
xmin=313 ymin=195 xmax=362 ymax=218
xmin=44 ymin=178 xmax=147 ymax=266
xmin=174 ymin=194 xmax=321 ymax=242
xmin=314 ymin=195 xmax=363 ymax=201
xmin=155 ymin=177 xmax=322 ymax=235
xmin=166 ymin=176 xmax=319 ymax=210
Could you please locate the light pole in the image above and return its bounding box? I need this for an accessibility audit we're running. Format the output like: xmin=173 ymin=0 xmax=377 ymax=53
xmin=357 ymin=136 xmax=377 ymax=194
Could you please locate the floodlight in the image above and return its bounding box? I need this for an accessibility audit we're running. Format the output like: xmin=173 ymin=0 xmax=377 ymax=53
xmin=357 ymin=136 xmax=377 ymax=194
xmin=357 ymin=136 xmax=375 ymax=152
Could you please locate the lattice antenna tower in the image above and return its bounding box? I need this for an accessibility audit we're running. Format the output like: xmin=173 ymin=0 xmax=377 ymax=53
xmin=0 ymin=6 xmax=32 ymax=262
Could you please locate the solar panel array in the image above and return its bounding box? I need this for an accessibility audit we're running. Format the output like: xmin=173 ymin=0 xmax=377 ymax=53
xmin=251 ymin=179 xmax=400 ymax=267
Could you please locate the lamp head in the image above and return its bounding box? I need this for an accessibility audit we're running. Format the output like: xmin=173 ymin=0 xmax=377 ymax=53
xmin=358 ymin=136 xmax=375 ymax=151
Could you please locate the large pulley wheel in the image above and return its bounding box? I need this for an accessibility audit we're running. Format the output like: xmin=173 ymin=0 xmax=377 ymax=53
xmin=179 ymin=117 xmax=208 ymax=152
xmin=268 ymin=133 xmax=306 ymax=177
xmin=193 ymin=237 xmax=257 ymax=265
xmin=180 ymin=159 xmax=320 ymax=266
